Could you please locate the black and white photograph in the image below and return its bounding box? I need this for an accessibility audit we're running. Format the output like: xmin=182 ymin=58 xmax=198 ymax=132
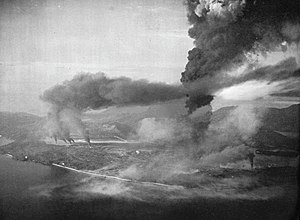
xmin=0 ymin=0 xmax=299 ymax=219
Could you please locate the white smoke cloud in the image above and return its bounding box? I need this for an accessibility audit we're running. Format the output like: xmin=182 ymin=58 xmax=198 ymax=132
xmin=198 ymin=104 xmax=264 ymax=167
xmin=194 ymin=0 xmax=246 ymax=21
xmin=245 ymin=42 xmax=300 ymax=67
xmin=199 ymin=144 xmax=250 ymax=168
xmin=215 ymin=80 xmax=283 ymax=101
xmin=44 ymin=106 xmax=87 ymax=142
xmin=136 ymin=118 xmax=192 ymax=143
xmin=220 ymin=105 xmax=263 ymax=140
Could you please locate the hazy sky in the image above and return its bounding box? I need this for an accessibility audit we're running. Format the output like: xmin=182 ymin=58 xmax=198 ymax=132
xmin=0 ymin=0 xmax=193 ymax=114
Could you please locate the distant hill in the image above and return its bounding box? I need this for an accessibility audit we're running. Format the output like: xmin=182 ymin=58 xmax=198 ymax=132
xmin=211 ymin=104 xmax=299 ymax=133
xmin=0 ymin=101 xmax=298 ymax=149
xmin=83 ymin=99 xmax=187 ymax=139
xmin=0 ymin=112 xmax=44 ymax=141
xmin=262 ymin=104 xmax=299 ymax=133
xmin=255 ymin=104 xmax=299 ymax=150
xmin=210 ymin=106 xmax=236 ymax=124
xmin=211 ymin=104 xmax=299 ymax=150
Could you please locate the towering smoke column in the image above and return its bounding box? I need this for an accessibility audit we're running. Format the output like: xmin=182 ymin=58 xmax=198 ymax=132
xmin=182 ymin=0 xmax=300 ymax=113
xmin=41 ymin=73 xmax=186 ymax=140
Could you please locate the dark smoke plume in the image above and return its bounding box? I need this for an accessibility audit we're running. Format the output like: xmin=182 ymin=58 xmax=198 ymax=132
xmin=42 ymin=73 xmax=185 ymax=109
xmin=41 ymin=73 xmax=186 ymax=140
xmin=182 ymin=0 xmax=300 ymax=112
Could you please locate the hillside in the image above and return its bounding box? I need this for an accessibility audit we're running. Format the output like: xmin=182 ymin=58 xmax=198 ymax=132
xmin=0 ymin=112 xmax=44 ymax=141
xmin=211 ymin=104 xmax=299 ymax=133
xmin=0 ymin=102 xmax=298 ymax=147
xmin=263 ymin=104 xmax=299 ymax=133
xmin=83 ymin=98 xmax=187 ymax=139
xmin=211 ymin=104 xmax=299 ymax=150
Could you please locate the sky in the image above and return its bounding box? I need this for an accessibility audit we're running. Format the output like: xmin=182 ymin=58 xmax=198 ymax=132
xmin=0 ymin=0 xmax=193 ymax=115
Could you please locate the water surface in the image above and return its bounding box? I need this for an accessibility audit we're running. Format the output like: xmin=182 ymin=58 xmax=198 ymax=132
xmin=0 ymin=156 xmax=297 ymax=220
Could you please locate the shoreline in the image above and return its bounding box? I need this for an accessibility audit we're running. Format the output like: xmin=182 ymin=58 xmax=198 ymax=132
xmin=0 ymin=154 xmax=183 ymax=189
xmin=1 ymin=152 xmax=298 ymax=201
xmin=52 ymin=163 xmax=184 ymax=188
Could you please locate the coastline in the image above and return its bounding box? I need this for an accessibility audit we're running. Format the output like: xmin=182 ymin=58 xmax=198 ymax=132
xmin=0 ymin=152 xmax=182 ymax=188
xmin=1 ymin=148 xmax=298 ymax=220
xmin=52 ymin=163 xmax=184 ymax=188
xmin=1 ymin=150 xmax=298 ymax=203
xmin=0 ymin=141 xmax=298 ymax=196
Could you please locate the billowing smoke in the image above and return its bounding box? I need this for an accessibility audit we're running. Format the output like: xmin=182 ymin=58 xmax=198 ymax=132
xmin=45 ymin=105 xmax=86 ymax=143
xmin=182 ymin=0 xmax=300 ymax=112
xmin=42 ymin=73 xmax=185 ymax=110
xmin=135 ymin=118 xmax=192 ymax=143
xmin=199 ymin=145 xmax=250 ymax=168
xmin=198 ymin=105 xmax=264 ymax=167
xmin=41 ymin=73 xmax=186 ymax=141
